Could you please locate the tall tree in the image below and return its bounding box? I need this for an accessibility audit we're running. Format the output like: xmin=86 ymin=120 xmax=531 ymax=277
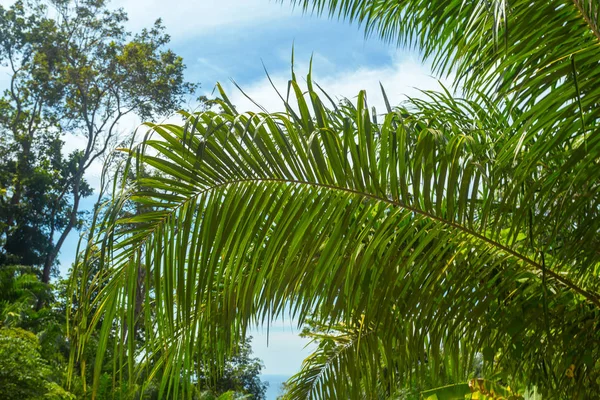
xmin=73 ymin=0 xmax=600 ymax=398
xmin=0 ymin=0 xmax=196 ymax=283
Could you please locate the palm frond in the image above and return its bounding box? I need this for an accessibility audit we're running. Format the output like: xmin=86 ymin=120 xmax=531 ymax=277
xmin=70 ymin=68 xmax=600 ymax=398
xmin=281 ymin=318 xmax=480 ymax=399
xmin=281 ymin=323 xmax=383 ymax=399
xmin=288 ymin=0 xmax=600 ymax=190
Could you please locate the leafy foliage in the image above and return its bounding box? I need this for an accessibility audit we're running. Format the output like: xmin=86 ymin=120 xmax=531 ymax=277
xmin=73 ymin=71 xmax=600 ymax=398
xmin=0 ymin=1 xmax=270 ymax=398
xmin=0 ymin=327 xmax=74 ymax=399
xmin=280 ymin=318 xmax=483 ymax=399
xmin=0 ymin=265 xmax=50 ymax=326
xmin=199 ymin=337 xmax=268 ymax=400
xmin=72 ymin=0 xmax=600 ymax=398
xmin=0 ymin=0 xmax=196 ymax=282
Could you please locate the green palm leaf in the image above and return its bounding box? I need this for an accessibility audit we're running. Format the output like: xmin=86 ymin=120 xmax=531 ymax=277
xmin=69 ymin=0 xmax=600 ymax=397
xmin=70 ymin=68 xmax=600 ymax=398
xmin=289 ymin=1 xmax=600 ymax=216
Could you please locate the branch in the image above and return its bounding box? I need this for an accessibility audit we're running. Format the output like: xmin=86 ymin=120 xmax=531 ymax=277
xmin=8 ymin=57 xmax=24 ymax=134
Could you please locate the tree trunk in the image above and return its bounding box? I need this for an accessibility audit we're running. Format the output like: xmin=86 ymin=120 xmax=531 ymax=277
xmin=41 ymin=177 xmax=82 ymax=284
xmin=5 ymin=135 xmax=32 ymax=230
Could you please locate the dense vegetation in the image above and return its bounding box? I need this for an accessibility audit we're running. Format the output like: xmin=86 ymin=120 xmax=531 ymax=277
xmin=0 ymin=0 xmax=266 ymax=398
xmin=72 ymin=0 xmax=600 ymax=399
xmin=2 ymin=0 xmax=600 ymax=398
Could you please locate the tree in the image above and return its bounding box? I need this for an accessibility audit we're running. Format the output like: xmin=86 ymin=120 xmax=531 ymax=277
xmin=72 ymin=0 xmax=600 ymax=398
xmin=0 ymin=0 xmax=196 ymax=283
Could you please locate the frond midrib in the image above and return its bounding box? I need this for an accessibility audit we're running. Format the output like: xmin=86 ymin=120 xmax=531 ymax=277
xmin=126 ymin=176 xmax=600 ymax=309
xmin=570 ymin=0 xmax=600 ymax=42
xmin=298 ymin=328 xmax=378 ymax=399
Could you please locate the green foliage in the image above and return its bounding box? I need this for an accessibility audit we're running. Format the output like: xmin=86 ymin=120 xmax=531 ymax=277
xmin=71 ymin=0 xmax=600 ymax=398
xmin=0 ymin=265 xmax=49 ymax=326
xmin=279 ymin=318 xmax=484 ymax=399
xmin=74 ymin=66 xmax=600 ymax=397
xmin=77 ymin=76 xmax=600 ymax=398
xmin=0 ymin=261 xmax=267 ymax=399
xmin=199 ymin=337 xmax=268 ymax=400
xmin=0 ymin=269 xmax=79 ymax=398
xmin=0 ymin=1 xmax=273 ymax=397
xmin=0 ymin=327 xmax=74 ymax=399
xmin=0 ymin=0 xmax=196 ymax=282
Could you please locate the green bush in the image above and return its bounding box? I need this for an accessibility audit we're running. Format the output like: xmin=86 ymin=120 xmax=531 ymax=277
xmin=0 ymin=328 xmax=73 ymax=399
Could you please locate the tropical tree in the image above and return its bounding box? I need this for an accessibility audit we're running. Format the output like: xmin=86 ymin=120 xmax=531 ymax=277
xmin=0 ymin=0 xmax=196 ymax=284
xmin=72 ymin=0 xmax=600 ymax=398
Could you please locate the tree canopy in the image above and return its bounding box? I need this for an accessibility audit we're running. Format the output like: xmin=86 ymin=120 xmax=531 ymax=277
xmin=0 ymin=0 xmax=196 ymax=283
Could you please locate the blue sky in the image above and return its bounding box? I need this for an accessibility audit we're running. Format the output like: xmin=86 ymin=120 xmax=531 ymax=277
xmin=0 ymin=0 xmax=449 ymax=391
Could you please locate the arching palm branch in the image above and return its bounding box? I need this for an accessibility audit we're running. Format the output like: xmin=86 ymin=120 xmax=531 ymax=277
xmin=69 ymin=0 xmax=600 ymax=398
xmin=71 ymin=80 xmax=600 ymax=397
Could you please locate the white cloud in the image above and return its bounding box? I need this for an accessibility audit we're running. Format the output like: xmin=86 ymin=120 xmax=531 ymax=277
xmin=5 ymin=0 xmax=295 ymax=43
xmin=223 ymin=52 xmax=454 ymax=115
xmin=113 ymin=0 xmax=294 ymax=39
